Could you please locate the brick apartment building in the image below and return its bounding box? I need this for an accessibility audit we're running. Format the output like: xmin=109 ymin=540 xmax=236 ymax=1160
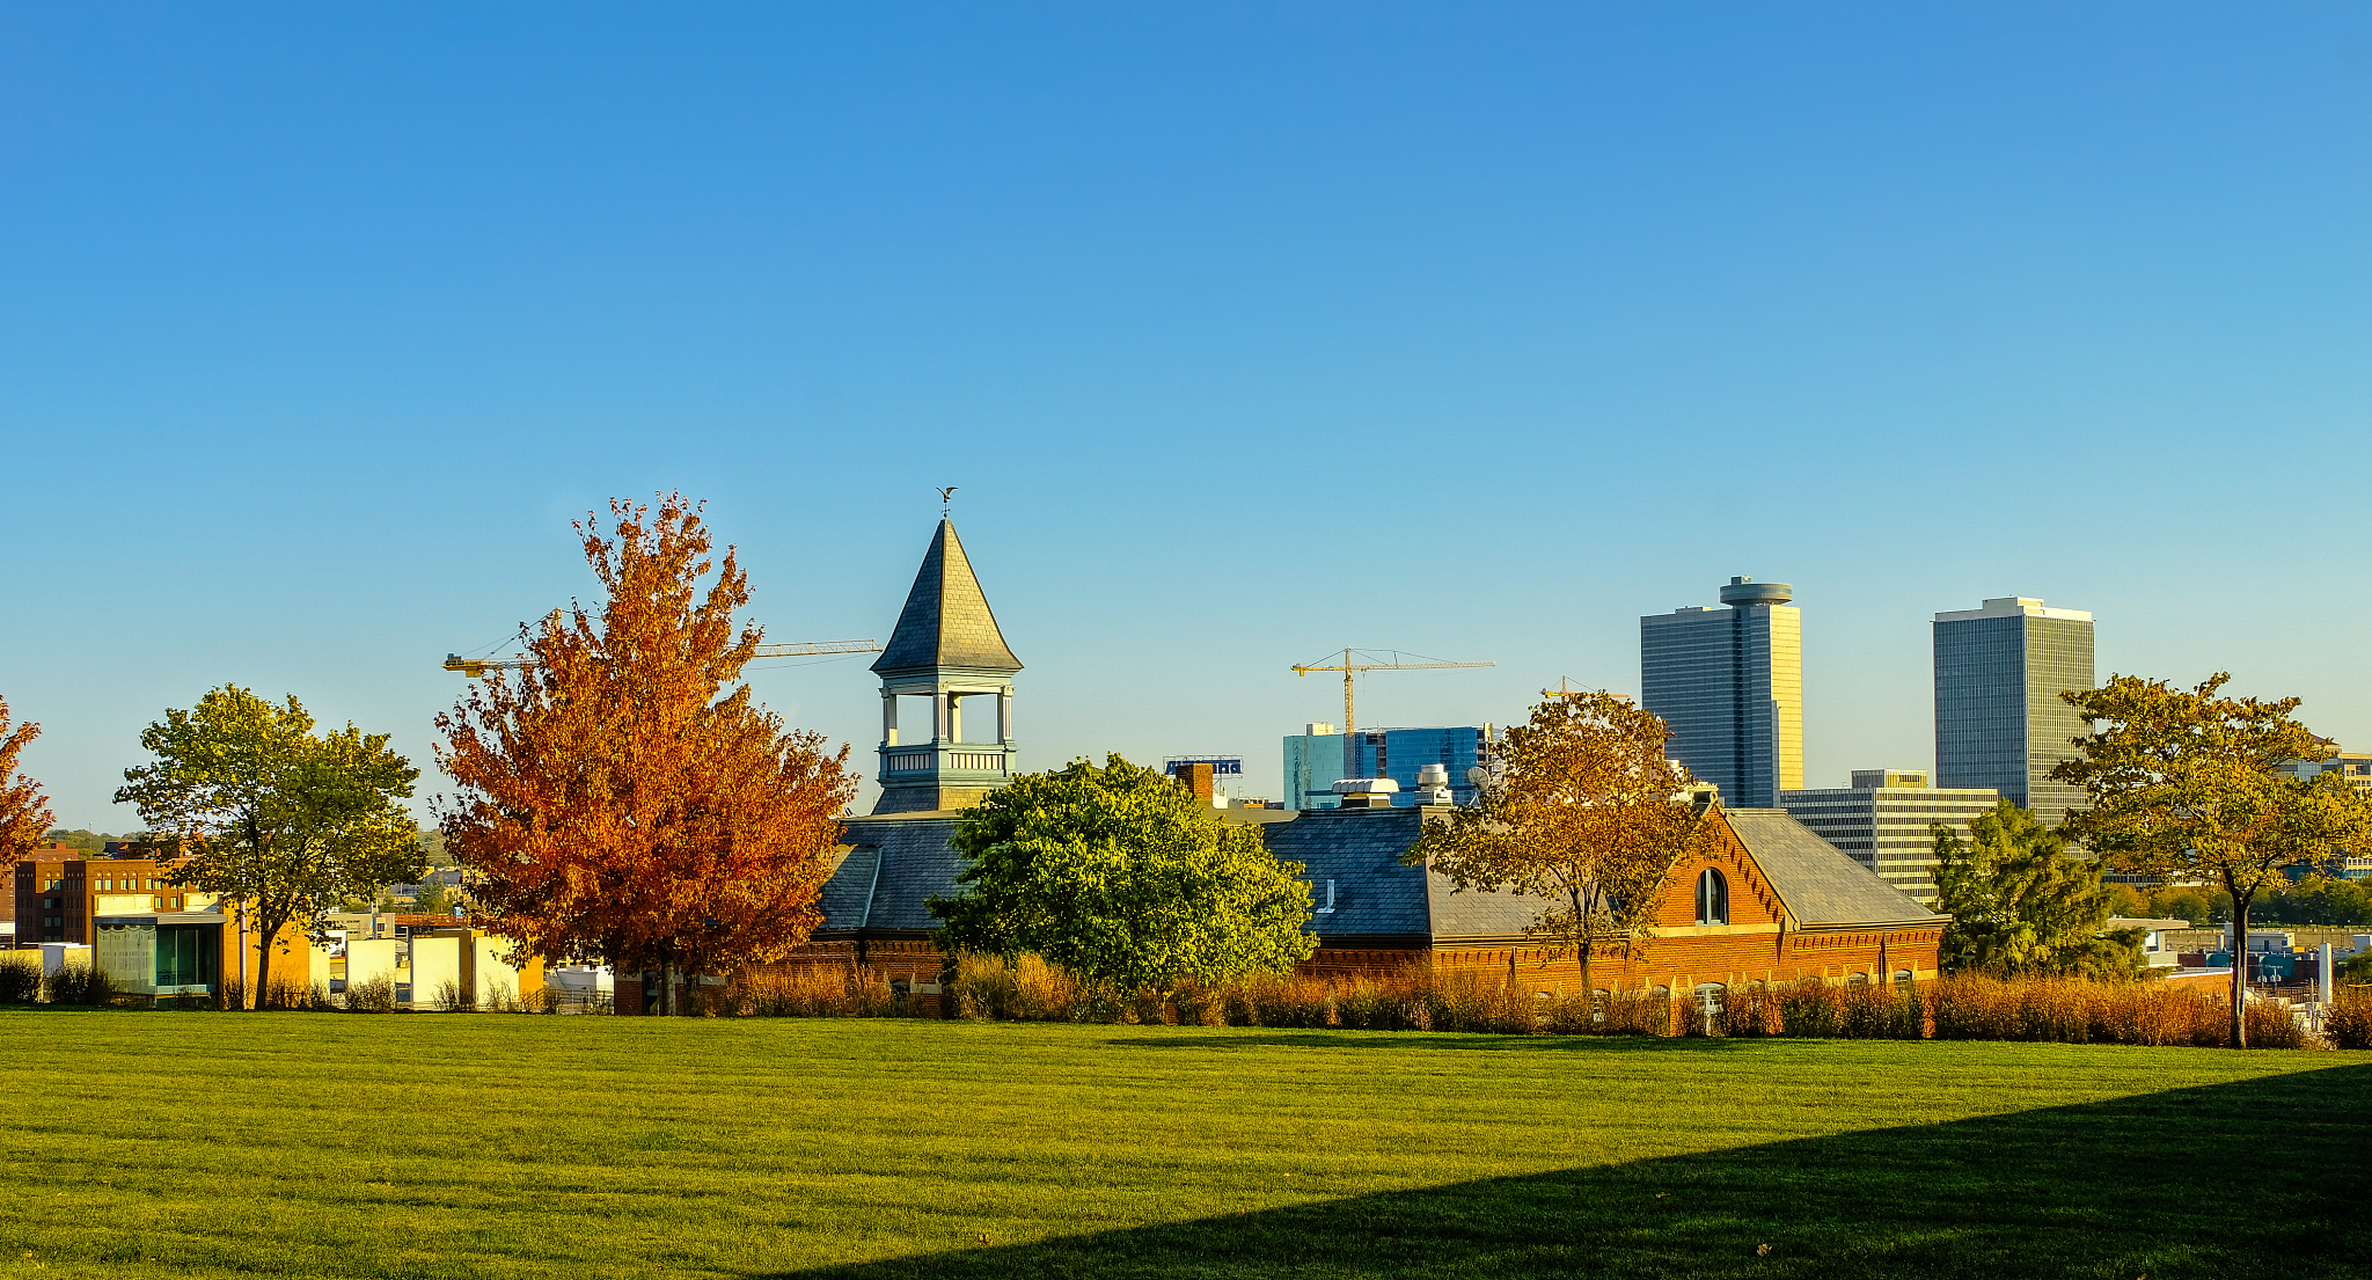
xmin=10 ymin=844 xmax=304 ymax=1000
xmin=13 ymin=844 xmax=211 ymax=947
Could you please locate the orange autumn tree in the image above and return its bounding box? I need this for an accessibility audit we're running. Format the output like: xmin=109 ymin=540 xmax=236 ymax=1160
xmin=436 ymin=495 xmax=856 ymax=1013
xmin=0 ymin=695 xmax=55 ymax=864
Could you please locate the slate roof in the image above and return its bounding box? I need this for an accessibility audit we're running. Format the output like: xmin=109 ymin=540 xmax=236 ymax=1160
xmin=807 ymin=803 xmax=1935 ymax=950
xmin=1723 ymin=809 xmax=1942 ymax=928
xmin=1260 ymin=808 xmax=1433 ymax=940
xmin=872 ymin=521 xmax=1022 ymax=675
xmin=815 ymin=815 xmax=969 ymax=937
xmin=1256 ymin=807 xmax=1549 ymax=943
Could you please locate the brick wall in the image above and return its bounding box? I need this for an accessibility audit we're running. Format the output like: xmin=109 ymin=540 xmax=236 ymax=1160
xmin=1297 ymin=812 xmax=1942 ymax=991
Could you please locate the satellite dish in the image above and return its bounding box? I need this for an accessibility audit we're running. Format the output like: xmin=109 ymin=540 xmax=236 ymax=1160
xmin=1466 ymin=766 xmax=1492 ymax=789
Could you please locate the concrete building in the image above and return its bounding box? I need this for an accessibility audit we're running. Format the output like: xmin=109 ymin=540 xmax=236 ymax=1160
xmin=2285 ymin=751 xmax=2372 ymax=792
xmin=1281 ymin=724 xmax=1498 ymax=810
xmin=1933 ymin=596 xmax=2095 ymax=819
xmin=1780 ymin=768 xmax=2001 ymax=905
xmin=1641 ymin=576 xmax=1803 ymax=807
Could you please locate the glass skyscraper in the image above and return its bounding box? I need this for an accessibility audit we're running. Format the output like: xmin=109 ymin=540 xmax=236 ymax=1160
xmin=1279 ymin=725 xmax=1498 ymax=809
xmin=1640 ymin=576 xmax=1803 ymax=808
xmin=1933 ymin=596 xmax=2095 ymax=820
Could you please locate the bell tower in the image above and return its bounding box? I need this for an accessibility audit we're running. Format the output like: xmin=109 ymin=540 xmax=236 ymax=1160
xmin=871 ymin=520 xmax=1023 ymax=814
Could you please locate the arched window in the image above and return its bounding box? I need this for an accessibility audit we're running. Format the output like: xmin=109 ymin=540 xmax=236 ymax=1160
xmin=1892 ymin=970 xmax=1914 ymax=987
xmin=1846 ymin=971 xmax=1870 ymax=986
xmin=1694 ymin=869 xmax=1729 ymax=925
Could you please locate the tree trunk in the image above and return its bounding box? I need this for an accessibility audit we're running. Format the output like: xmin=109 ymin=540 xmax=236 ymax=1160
xmin=235 ymin=902 xmax=252 ymax=1011
xmin=2229 ymin=890 xmax=2251 ymax=1049
xmin=1579 ymin=942 xmax=1594 ymax=1024
xmin=252 ymin=917 xmax=272 ymax=1012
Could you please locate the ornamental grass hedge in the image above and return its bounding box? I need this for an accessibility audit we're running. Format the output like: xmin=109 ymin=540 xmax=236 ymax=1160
xmin=721 ymin=954 xmax=2343 ymax=1050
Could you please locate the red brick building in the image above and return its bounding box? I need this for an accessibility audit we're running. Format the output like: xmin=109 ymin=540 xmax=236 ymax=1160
xmin=1268 ymin=803 xmax=1944 ymax=997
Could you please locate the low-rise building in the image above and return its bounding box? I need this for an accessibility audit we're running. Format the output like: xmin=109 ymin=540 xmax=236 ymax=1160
xmin=2106 ymin=916 xmax=2192 ymax=968
xmin=1264 ymin=801 xmax=1945 ymax=995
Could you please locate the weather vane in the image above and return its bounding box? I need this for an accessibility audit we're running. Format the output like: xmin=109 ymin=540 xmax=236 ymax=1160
xmin=937 ymin=486 xmax=957 ymax=517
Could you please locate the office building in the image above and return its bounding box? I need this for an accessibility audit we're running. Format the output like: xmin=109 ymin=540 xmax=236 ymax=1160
xmin=2285 ymin=751 xmax=2372 ymax=793
xmin=1781 ymin=769 xmax=2001 ymax=905
xmin=1641 ymin=576 xmax=1803 ymax=807
xmin=1933 ymin=596 xmax=2094 ymax=819
xmin=1282 ymin=724 xmax=1342 ymax=810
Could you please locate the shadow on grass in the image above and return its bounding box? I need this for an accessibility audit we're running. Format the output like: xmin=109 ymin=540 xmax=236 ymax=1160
xmin=763 ymin=1063 xmax=2372 ymax=1280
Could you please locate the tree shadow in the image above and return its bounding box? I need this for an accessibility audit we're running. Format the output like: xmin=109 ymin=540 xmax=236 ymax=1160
xmin=758 ymin=1063 xmax=2372 ymax=1279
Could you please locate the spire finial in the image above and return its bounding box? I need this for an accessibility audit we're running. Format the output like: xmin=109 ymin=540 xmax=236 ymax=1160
xmin=937 ymin=486 xmax=957 ymax=518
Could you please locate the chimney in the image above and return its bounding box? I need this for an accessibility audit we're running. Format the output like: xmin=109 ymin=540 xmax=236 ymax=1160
xmin=1172 ymin=762 xmax=1216 ymax=804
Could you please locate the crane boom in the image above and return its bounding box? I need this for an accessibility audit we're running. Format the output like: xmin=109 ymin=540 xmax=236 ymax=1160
xmin=443 ymin=638 xmax=881 ymax=676
xmin=1291 ymin=648 xmax=1493 ymax=784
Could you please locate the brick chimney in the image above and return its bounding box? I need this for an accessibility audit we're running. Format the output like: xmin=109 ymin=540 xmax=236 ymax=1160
xmin=1171 ymin=761 xmax=1216 ymax=804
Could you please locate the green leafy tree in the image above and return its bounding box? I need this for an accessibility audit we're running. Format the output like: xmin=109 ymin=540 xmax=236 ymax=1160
xmin=2255 ymin=880 xmax=2372 ymax=926
xmin=2053 ymin=673 xmax=2372 ymax=1046
xmin=931 ymin=756 xmax=1317 ymax=992
xmin=42 ymin=830 xmax=126 ymax=853
xmin=412 ymin=880 xmax=454 ymax=917
xmin=116 ymin=685 xmax=425 ymax=1009
xmin=1412 ymin=691 xmax=1718 ymax=997
xmin=2339 ymin=950 xmax=2372 ymax=987
xmin=2148 ymin=888 xmax=2220 ymax=928
xmin=1931 ymin=800 xmax=2143 ymax=980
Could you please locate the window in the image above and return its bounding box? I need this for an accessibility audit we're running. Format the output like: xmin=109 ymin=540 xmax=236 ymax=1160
xmin=1892 ymin=970 xmax=1914 ymax=986
xmin=1694 ymin=869 xmax=1729 ymax=925
xmin=1846 ymin=972 xmax=1870 ymax=986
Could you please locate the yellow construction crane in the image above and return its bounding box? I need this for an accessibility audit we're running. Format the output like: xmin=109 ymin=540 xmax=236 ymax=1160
xmin=443 ymin=638 xmax=881 ymax=676
xmin=1292 ymin=648 xmax=1493 ymax=781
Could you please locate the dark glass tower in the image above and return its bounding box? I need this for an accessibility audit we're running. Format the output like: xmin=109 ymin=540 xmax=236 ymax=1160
xmin=1933 ymin=597 xmax=2094 ymax=820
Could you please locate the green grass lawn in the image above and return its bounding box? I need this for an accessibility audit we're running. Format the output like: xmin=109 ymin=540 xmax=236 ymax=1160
xmin=0 ymin=1012 xmax=2364 ymax=1279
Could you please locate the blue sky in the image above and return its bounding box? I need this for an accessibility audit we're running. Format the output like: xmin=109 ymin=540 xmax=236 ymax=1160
xmin=5 ymin=4 xmax=2368 ymax=825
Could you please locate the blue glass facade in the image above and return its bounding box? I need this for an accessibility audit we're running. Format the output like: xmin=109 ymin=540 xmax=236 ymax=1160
xmin=1282 ymin=730 xmax=1345 ymax=810
xmin=1281 ymin=726 xmax=1495 ymax=809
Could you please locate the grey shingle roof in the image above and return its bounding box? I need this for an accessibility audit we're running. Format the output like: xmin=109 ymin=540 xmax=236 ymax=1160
xmin=1255 ymin=807 xmax=1554 ymax=943
xmin=1723 ymin=808 xmax=1942 ymax=928
xmin=1259 ymin=808 xmax=1433 ymax=940
xmin=1423 ymin=866 xmax=1551 ymax=941
xmin=818 ymin=815 xmax=969 ymax=937
xmin=872 ymin=521 xmax=1022 ymax=674
xmin=813 ymin=843 xmax=880 ymax=930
